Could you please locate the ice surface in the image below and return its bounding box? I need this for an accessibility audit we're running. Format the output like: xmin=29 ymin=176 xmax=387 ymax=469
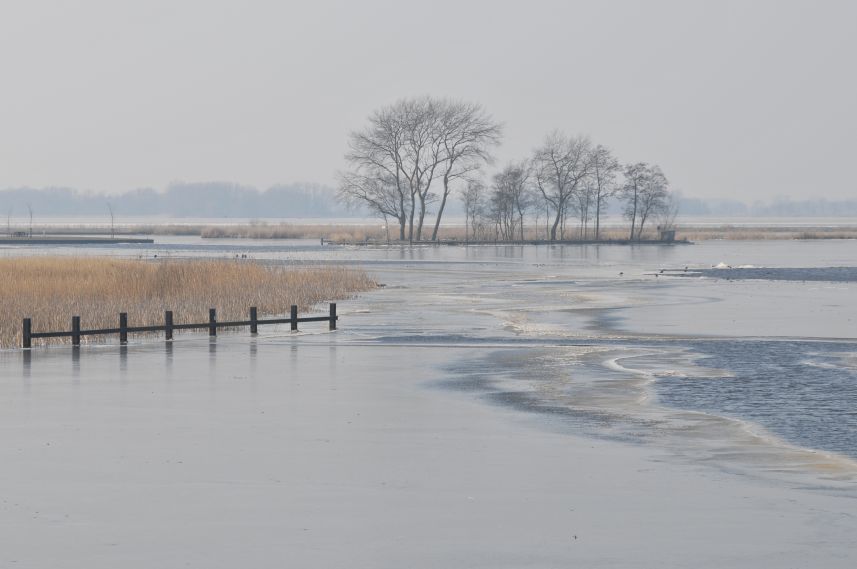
xmin=2 ymin=238 xmax=857 ymax=567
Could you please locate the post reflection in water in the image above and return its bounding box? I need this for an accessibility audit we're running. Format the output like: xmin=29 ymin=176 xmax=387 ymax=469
xmin=119 ymin=345 xmax=128 ymax=379
xmin=208 ymin=337 xmax=217 ymax=384
xmin=22 ymin=350 xmax=31 ymax=380
xmin=249 ymin=340 xmax=258 ymax=383
xmin=71 ymin=346 xmax=80 ymax=383
xmin=164 ymin=341 xmax=174 ymax=381
xmin=290 ymin=342 xmax=299 ymax=375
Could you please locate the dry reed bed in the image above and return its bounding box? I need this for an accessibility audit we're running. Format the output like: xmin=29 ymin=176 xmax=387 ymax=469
xmin=675 ymin=226 xmax=857 ymax=240
xmin=200 ymin=223 xmax=386 ymax=241
xmin=199 ymin=223 xmax=857 ymax=242
xmin=200 ymin=224 xmax=650 ymax=242
xmin=18 ymin=222 xmax=857 ymax=242
xmin=0 ymin=257 xmax=375 ymax=349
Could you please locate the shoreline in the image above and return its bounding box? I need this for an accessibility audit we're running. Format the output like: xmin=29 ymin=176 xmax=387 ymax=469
xmin=0 ymin=236 xmax=154 ymax=244
xmin=5 ymin=220 xmax=857 ymax=243
xmin=325 ymin=238 xmax=691 ymax=246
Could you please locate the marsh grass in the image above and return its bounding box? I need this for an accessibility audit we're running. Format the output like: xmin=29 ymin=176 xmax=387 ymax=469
xmin=17 ymin=221 xmax=857 ymax=242
xmin=200 ymin=223 xmax=655 ymax=242
xmin=676 ymin=226 xmax=857 ymax=240
xmin=0 ymin=257 xmax=375 ymax=349
xmin=200 ymin=223 xmax=387 ymax=241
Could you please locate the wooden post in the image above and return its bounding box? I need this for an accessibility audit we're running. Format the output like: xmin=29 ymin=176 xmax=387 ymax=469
xmin=329 ymin=303 xmax=337 ymax=331
xmin=22 ymin=318 xmax=32 ymax=349
xmin=165 ymin=310 xmax=173 ymax=341
xmin=250 ymin=307 xmax=258 ymax=334
xmin=290 ymin=305 xmax=298 ymax=331
xmin=72 ymin=316 xmax=81 ymax=346
xmin=119 ymin=313 xmax=128 ymax=344
xmin=209 ymin=308 xmax=217 ymax=336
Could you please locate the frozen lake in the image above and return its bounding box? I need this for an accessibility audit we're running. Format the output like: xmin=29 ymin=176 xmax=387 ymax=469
xmin=2 ymin=237 xmax=857 ymax=567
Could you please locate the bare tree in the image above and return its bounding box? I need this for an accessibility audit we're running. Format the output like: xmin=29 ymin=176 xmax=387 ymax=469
xmin=338 ymin=170 xmax=406 ymax=238
xmin=399 ymin=97 xmax=446 ymax=241
xmin=636 ymin=165 xmax=669 ymax=239
xmin=620 ymin=163 xmax=670 ymax=240
xmin=430 ymin=101 xmax=502 ymax=241
xmin=656 ymin=191 xmax=680 ymax=237
xmin=532 ymin=132 xmax=593 ymax=241
xmin=590 ymin=145 xmax=620 ymax=240
xmin=620 ymin=163 xmax=647 ymax=240
xmin=491 ymin=162 xmax=532 ymax=241
xmin=342 ymin=97 xmax=452 ymax=242
xmin=575 ymin=180 xmax=596 ymax=239
xmin=342 ymin=103 xmax=410 ymax=240
xmin=26 ymin=203 xmax=33 ymax=238
xmin=461 ymin=179 xmax=486 ymax=242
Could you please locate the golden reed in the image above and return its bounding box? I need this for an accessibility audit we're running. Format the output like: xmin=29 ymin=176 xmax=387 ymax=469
xmin=0 ymin=257 xmax=375 ymax=348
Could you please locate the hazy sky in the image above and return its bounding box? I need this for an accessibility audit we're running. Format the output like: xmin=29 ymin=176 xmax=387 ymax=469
xmin=1 ymin=0 xmax=855 ymax=201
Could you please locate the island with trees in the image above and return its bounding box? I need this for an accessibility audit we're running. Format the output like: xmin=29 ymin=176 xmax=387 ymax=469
xmin=338 ymin=96 xmax=679 ymax=244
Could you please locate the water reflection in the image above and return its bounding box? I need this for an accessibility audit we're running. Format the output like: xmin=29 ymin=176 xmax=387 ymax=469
xmin=119 ymin=345 xmax=128 ymax=378
xmin=22 ymin=350 xmax=31 ymax=380
xmin=71 ymin=346 xmax=80 ymax=383
xmin=208 ymin=337 xmax=217 ymax=382
xmin=165 ymin=341 xmax=174 ymax=380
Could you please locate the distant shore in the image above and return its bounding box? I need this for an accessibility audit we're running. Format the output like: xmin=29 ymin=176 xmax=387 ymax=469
xmin=4 ymin=221 xmax=857 ymax=242
xmin=0 ymin=236 xmax=154 ymax=245
xmin=324 ymin=238 xmax=692 ymax=246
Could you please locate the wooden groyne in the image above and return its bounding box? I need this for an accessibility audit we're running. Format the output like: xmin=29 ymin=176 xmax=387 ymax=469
xmin=22 ymin=304 xmax=338 ymax=349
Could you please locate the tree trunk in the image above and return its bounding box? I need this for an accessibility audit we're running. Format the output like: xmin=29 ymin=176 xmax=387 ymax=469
xmin=416 ymin=194 xmax=427 ymax=241
xmin=628 ymin=198 xmax=637 ymax=241
xmin=595 ymin=196 xmax=601 ymax=240
xmin=431 ymin=176 xmax=450 ymax=241
xmin=408 ymin=198 xmax=416 ymax=243
xmin=550 ymin=208 xmax=561 ymax=241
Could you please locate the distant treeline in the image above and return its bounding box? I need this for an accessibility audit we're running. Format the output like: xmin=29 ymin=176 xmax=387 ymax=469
xmin=2 ymin=183 xmax=856 ymax=219
xmin=0 ymin=182 xmax=354 ymax=218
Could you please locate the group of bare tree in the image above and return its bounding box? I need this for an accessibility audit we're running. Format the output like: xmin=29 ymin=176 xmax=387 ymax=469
xmin=340 ymin=97 xmax=675 ymax=242
xmin=339 ymin=96 xmax=502 ymax=242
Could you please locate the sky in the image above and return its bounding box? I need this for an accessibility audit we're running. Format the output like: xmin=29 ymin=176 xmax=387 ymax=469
xmin=0 ymin=0 xmax=855 ymax=201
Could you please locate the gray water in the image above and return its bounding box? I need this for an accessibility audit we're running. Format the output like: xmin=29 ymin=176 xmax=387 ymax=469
xmin=677 ymin=266 xmax=857 ymax=282
xmin=3 ymin=237 xmax=857 ymax=473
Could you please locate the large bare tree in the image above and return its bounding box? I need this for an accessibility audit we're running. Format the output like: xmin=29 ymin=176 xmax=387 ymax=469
xmin=532 ymin=132 xmax=593 ymax=241
xmin=342 ymin=104 xmax=410 ymax=239
xmin=430 ymin=101 xmax=502 ymax=241
xmin=399 ymin=97 xmax=445 ymax=241
xmin=342 ymin=97 xmax=499 ymax=242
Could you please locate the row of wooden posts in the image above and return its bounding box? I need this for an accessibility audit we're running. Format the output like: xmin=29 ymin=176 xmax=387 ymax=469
xmin=22 ymin=303 xmax=337 ymax=349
